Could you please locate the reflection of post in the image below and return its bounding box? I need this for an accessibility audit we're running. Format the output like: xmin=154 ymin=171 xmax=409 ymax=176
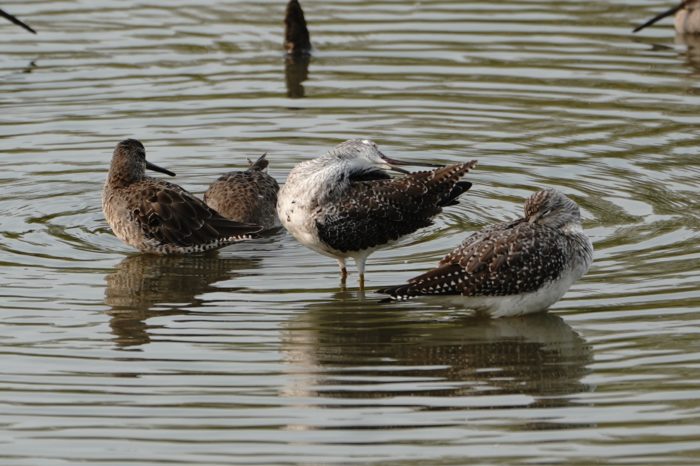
xmin=284 ymin=0 xmax=312 ymax=99
xmin=285 ymin=54 xmax=310 ymax=99
xmin=104 ymin=254 xmax=258 ymax=348
xmin=282 ymin=294 xmax=592 ymax=406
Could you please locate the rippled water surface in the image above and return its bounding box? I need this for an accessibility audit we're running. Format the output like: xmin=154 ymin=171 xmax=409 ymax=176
xmin=1 ymin=0 xmax=700 ymax=464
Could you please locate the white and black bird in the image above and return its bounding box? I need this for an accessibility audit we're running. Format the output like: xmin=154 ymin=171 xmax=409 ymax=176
xmin=277 ymin=139 xmax=477 ymax=287
xmin=378 ymin=189 xmax=593 ymax=317
xmin=102 ymin=139 xmax=261 ymax=255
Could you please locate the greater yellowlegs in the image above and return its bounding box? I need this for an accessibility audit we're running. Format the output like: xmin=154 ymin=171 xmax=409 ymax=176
xmin=102 ymin=139 xmax=261 ymax=254
xmin=277 ymin=139 xmax=477 ymax=287
xmin=378 ymin=189 xmax=593 ymax=317
xmin=204 ymin=153 xmax=280 ymax=230
xmin=633 ymin=0 xmax=700 ymax=34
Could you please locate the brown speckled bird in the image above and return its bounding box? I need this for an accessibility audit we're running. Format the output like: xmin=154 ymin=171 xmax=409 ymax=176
xmin=102 ymin=139 xmax=261 ymax=254
xmin=204 ymin=154 xmax=280 ymax=230
xmin=378 ymin=189 xmax=593 ymax=317
xmin=277 ymin=139 xmax=477 ymax=288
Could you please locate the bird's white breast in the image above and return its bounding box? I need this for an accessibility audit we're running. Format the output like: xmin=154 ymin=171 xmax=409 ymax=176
xmin=277 ymin=164 xmax=336 ymax=255
xmin=436 ymin=265 xmax=584 ymax=318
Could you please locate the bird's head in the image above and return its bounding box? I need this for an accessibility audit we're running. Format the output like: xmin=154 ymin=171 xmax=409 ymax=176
xmin=524 ymin=188 xmax=582 ymax=229
xmin=108 ymin=139 xmax=175 ymax=186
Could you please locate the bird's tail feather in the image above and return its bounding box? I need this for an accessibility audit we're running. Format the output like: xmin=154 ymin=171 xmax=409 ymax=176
xmin=247 ymin=153 xmax=269 ymax=172
xmin=440 ymin=180 xmax=472 ymax=206
xmin=376 ymin=284 xmax=415 ymax=302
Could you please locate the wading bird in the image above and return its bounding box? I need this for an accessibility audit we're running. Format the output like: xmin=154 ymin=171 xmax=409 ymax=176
xmin=277 ymin=139 xmax=477 ymax=288
xmin=204 ymin=154 xmax=280 ymax=230
xmin=378 ymin=189 xmax=593 ymax=317
xmin=102 ymin=139 xmax=261 ymax=254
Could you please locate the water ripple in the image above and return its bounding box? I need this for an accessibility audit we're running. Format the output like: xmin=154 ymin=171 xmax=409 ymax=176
xmin=1 ymin=0 xmax=699 ymax=464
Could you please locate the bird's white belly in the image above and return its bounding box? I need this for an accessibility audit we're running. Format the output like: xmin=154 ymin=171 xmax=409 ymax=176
xmin=277 ymin=186 xmax=338 ymax=257
xmin=437 ymin=264 xmax=586 ymax=318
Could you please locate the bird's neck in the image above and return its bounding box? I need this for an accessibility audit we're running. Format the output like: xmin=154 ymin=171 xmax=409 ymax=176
xmin=106 ymin=165 xmax=142 ymax=189
xmin=292 ymin=160 xmax=352 ymax=201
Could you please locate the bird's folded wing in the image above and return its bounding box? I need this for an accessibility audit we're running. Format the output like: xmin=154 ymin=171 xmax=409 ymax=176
xmin=409 ymin=223 xmax=567 ymax=297
xmin=135 ymin=182 xmax=261 ymax=247
xmin=316 ymin=163 xmax=475 ymax=252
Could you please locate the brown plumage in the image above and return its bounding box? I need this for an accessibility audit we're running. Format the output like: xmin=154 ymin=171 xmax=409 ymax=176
xmin=277 ymin=139 xmax=478 ymax=287
xmin=102 ymin=139 xmax=262 ymax=255
xmin=203 ymin=154 xmax=280 ymax=230
xmin=378 ymin=189 xmax=593 ymax=317
xmin=316 ymin=163 xmax=476 ymax=254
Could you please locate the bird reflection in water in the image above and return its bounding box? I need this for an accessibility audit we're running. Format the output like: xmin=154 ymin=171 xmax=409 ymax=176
xmin=282 ymin=293 xmax=593 ymax=414
xmin=285 ymin=54 xmax=310 ymax=99
xmin=284 ymin=0 xmax=311 ymax=98
xmin=676 ymin=33 xmax=700 ymax=74
xmin=104 ymin=254 xmax=259 ymax=348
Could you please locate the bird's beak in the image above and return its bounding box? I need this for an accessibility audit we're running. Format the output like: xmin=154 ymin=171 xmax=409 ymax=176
xmin=633 ymin=3 xmax=684 ymax=33
xmin=0 ymin=8 xmax=37 ymax=34
xmin=146 ymin=160 xmax=176 ymax=177
xmin=379 ymin=151 xmax=444 ymax=174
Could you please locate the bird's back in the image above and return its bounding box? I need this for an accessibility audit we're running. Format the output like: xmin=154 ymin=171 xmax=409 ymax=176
xmin=316 ymin=162 xmax=476 ymax=253
xmin=379 ymin=217 xmax=591 ymax=307
xmin=204 ymin=159 xmax=280 ymax=229
xmin=104 ymin=177 xmax=261 ymax=254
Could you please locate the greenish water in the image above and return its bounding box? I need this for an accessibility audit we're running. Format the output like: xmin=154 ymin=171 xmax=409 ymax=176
xmin=1 ymin=0 xmax=700 ymax=464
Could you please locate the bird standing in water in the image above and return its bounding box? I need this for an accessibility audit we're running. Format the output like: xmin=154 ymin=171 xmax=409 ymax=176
xmin=204 ymin=153 xmax=280 ymax=230
xmin=277 ymin=139 xmax=477 ymax=288
xmin=102 ymin=139 xmax=261 ymax=255
xmin=378 ymin=189 xmax=593 ymax=317
xmin=633 ymin=0 xmax=700 ymax=34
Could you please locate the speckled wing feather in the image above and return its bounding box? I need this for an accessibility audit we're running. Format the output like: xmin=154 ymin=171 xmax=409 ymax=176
xmin=204 ymin=156 xmax=279 ymax=227
xmin=247 ymin=153 xmax=270 ymax=171
xmin=438 ymin=219 xmax=522 ymax=266
xmin=316 ymin=162 xmax=476 ymax=253
xmin=378 ymin=221 xmax=568 ymax=299
xmin=134 ymin=179 xmax=261 ymax=248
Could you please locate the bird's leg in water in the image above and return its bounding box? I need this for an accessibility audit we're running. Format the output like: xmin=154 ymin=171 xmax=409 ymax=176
xmin=338 ymin=258 xmax=348 ymax=285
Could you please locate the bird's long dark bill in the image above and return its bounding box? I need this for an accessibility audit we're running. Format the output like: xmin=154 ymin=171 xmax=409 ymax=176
xmin=633 ymin=3 xmax=683 ymax=33
xmin=380 ymin=153 xmax=443 ymax=174
xmin=0 ymin=8 xmax=37 ymax=34
xmin=146 ymin=160 xmax=176 ymax=177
